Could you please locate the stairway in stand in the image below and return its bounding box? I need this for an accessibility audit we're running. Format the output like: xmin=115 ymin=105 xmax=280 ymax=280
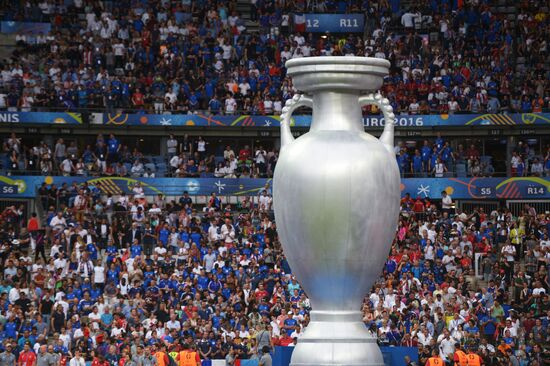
xmin=235 ymin=0 xmax=259 ymax=33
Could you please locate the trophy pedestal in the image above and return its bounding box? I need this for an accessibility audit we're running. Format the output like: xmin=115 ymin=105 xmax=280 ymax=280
xmin=290 ymin=311 xmax=384 ymax=366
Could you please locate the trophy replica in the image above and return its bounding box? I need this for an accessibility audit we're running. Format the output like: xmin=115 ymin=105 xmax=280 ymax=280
xmin=273 ymin=57 xmax=400 ymax=365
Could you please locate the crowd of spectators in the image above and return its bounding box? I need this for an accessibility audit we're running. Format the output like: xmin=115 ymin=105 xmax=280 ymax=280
xmin=0 ymin=0 xmax=548 ymax=116
xmin=0 ymin=178 xmax=548 ymax=365
xmin=395 ymin=134 xmax=550 ymax=178
xmin=3 ymin=132 xmax=550 ymax=178
xmin=1 ymin=133 xmax=281 ymax=179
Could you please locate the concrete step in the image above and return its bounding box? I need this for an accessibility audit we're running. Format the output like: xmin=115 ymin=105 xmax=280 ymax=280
xmin=0 ymin=34 xmax=17 ymax=62
xmin=0 ymin=33 xmax=16 ymax=46
xmin=0 ymin=46 xmax=15 ymax=62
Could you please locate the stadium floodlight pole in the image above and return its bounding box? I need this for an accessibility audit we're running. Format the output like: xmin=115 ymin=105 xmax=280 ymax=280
xmin=273 ymin=56 xmax=399 ymax=366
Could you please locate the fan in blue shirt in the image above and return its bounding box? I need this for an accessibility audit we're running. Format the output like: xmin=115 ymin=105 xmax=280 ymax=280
xmin=385 ymin=258 xmax=397 ymax=274
xmin=106 ymin=244 xmax=118 ymax=263
xmin=412 ymin=151 xmax=423 ymax=175
xmin=107 ymin=135 xmax=120 ymax=154
xmin=86 ymin=243 xmax=99 ymax=261
xmin=130 ymin=243 xmax=143 ymax=258
xmin=107 ymin=267 xmax=120 ymax=283
xmin=284 ymin=318 xmax=298 ymax=336
xmin=197 ymin=275 xmax=209 ymax=291
xmin=158 ymin=227 xmax=170 ymax=246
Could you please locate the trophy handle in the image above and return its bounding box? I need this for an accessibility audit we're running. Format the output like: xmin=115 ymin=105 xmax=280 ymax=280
xmin=358 ymin=93 xmax=395 ymax=154
xmin=280 ymin=94 xmax=313 ymax=148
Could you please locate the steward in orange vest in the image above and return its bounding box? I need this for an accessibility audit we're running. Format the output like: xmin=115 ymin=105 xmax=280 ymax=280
xmin=154 ymin=345 xmax=170 ymax=366
xmin=176 ymin=344 xmax=201 ymax=366
xmin=466 ymin=351 xmax=483 ymax=366
xmin=426 ymin=350 xmax=444 ymax=366
xmin=453 ymin=343 xmax=468 ymax=366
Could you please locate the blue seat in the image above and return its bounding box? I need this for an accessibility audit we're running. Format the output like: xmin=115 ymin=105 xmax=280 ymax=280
xmin=153 ymin=155 xmax=166 ymax=164
xmin=456 ymin=163 xmax=467 ymax=177
xmin=480 ymin=155 xmax=492 ymax=164
xmin=0 ymin=153 xmax=8 ymax=169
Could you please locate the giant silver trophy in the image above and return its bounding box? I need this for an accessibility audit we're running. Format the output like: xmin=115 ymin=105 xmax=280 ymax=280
xmin=273 ymin=57 xmax=400 ymax=366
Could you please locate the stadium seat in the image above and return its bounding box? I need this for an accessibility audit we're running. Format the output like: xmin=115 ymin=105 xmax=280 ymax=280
xmin=456 ymin=164 xmax=467 ymax=177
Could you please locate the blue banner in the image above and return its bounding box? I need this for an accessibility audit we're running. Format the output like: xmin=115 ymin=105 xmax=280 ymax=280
xmin=90 ymin=112 xmax=550 ymax=128
xmin=359 ymin=113 xmax=550 ymax=127
xmin=1 ymin=175 xmax=548 ymax=200
xmin=305 ymin=14 xmax=364 ymax=33
xmin=1 ymin=111 xmax=548 ymax=127
xmin=1 ymin=21 xmax=51 ymax=34
xmin=0 ymin=112 xmax=82 ymax=125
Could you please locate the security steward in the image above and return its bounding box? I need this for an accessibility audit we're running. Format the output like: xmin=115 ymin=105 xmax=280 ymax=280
xmin=425 ymin=349 xmax=444 ymax=366
xmin=176 ymin=343 xmax=201 ymax=366
xmin=453 ymin=343 xmax=468 ymax=366
xmin=466 ymin=348 xmax=483 ymax=366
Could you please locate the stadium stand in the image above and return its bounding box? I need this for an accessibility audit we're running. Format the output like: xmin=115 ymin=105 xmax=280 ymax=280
xmin=0 ymin=0 xmax=547 ymax=115
xmin=0 ymin=184 xmax=547 ymax=365
xmin=0 ymin=0 xmax=548 ymax=365
xmin=3 ymin=131 xmax=550 ymax=178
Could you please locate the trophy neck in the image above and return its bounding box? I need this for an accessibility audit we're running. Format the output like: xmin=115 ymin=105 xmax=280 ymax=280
xmin=310 ymin=91 xmax=363 ymax=132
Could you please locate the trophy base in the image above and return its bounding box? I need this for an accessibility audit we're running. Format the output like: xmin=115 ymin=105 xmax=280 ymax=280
xmin=289 ymin=311 xmax=384 ymax=366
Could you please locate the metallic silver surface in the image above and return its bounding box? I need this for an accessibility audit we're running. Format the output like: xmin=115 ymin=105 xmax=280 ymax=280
xmin=274 ymin=57 xmax=400 ymax=365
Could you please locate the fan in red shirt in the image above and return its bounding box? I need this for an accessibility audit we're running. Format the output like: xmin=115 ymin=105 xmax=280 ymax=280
xmin=60 ymin=355 xmax=69 ymax=366
xmin=18 ymin=343 xmax=36 ymax=366
xmin=92 ymin=355 xmax=110 ymax=366
xmin=388 ymin=247 xmax=403 ymax=264
xmin=254 ymin=283 xmax=269 ymax=301
xmin=27 ymin=213 xmax=40 ymax=232
xmin=268 ymin=63 xmax=281 ymax=77
xmin=407 ymin=244 xmax=422 ymax=262
xmin=475 ymin=238 xmax=491 ymax=254
xmin=277 ymin=333 xmax=295 ymax=347
xmin=413 ymin=197 xmax=425 ymax=214
xmin=239 ymin=146 xmax=251 ymax=162
xmin=460 ymin=255 xmax=472 ymax=270
xmin=132 ymin=90 xmax=145 ymax=108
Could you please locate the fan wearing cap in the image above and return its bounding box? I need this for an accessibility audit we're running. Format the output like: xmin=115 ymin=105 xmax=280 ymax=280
xmin=0 ymin=343 xmax=15 ymax=366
